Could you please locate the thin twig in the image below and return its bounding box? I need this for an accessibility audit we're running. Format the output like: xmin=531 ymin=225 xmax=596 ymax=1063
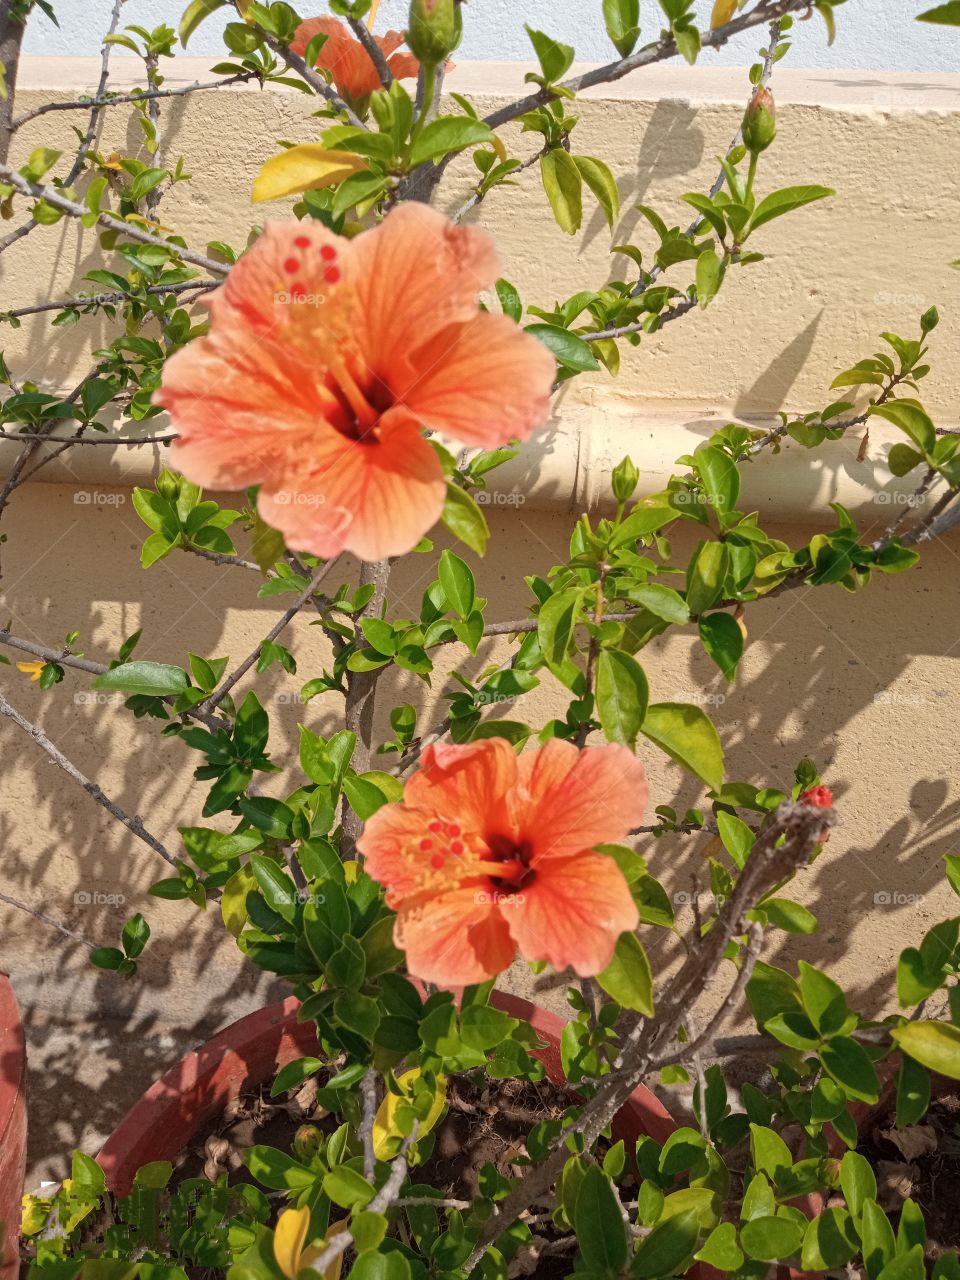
xmin=10 ymin=73 xmax=258 ymax=130
xmin=0 ymin=166 xmax=230 ymax=276
xmin=0 ymin=891 xmax=95 ymax=949
xmin=0 ymin=690 xmax=178 ymax=868
xmin=202 ymin=559 xmax=340 ymax=712
xmin=1 ymin=280 xmax=220 ymax=321
xmin=347 ymin=17 xmax=394 ymax=87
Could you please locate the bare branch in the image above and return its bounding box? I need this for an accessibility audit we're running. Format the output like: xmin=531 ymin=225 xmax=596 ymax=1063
xmin=0 ymin=891 xmax=95 ymax=949
xmin=202 ymin=559 xmax=341 ymax=712
xmin=10 ymin=73 xmax=259 ymax=131
xmin=347 ymin=17 xmax=394 ymax=87
xmin=0 ymin=689 xmax=178 ymax=868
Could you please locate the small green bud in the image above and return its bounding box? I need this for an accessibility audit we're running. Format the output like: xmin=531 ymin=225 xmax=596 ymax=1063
xmin=155 ymin=469 xmax=182 ymax=502
xmin=406 ymin=0 xmax=462 ymax=67
xmin=742 ymin=86 xmax=776 ymax=155
xmin=920 ymin=305 xmax=940 ymax=334
xmin=611 ymin=456 xmax=640 ymax=503
xmin=292 ymin=1124 xmax=324 ymax=1162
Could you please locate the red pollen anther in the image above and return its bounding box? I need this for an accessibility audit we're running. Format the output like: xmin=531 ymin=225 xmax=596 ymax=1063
xmin=450 ymin=841 xmax=464 ymax=855
xmin=419 ymin=839 xmax=433 ymax=852
xmin=321 ymin=244 xmax=338 ymax=261
xmin=428 ymin=821 xmax=443 ymax=834
xmin=431 ymin=854 xmax=445 ymax=870
xmin=448 ymin=824 xmax=461 ymax=838
xmin=284 ymin=257 xmax=300 ymax=274
xmin=324 ymin=266 xmax=342 ymax=284
xmin=294 ymin=235 xmax=310 ymax=249
xmin=290 ymin=282 xmax=307 ymax=299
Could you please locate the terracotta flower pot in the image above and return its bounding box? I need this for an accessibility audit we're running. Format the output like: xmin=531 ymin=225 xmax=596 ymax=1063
xmin=0 ymin=971 xmax=27 ymax=1280
xmin=97 ymin=990 xmax=679 ymax=1193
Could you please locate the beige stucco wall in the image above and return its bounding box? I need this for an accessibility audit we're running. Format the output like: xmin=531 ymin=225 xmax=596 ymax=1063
xmin=3 ymin=59 xmax=960 ymax=1182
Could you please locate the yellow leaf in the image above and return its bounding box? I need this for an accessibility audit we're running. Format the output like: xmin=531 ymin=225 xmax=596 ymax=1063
xmin=252 ymin=146 xmax=369 ymax=204
xmin=221 ymin=865 xmax=257 ymax=938
xmin=303 ymin=1220 xmax=350 ymax=1280
xmin=237 ymin=0 xmax=254 ymax=16
xmin=710 ymin=0 xmax=738 ymax=28
xmin=372 ymin=1068 xmax=446 ymax=1161
xmin=491 ymin=135 xmax=509 ymax=164
xmin=16 ymin=661 xmax=44 ymax=681
xmin=274 ymin=1207 xmax=311 ymax=1280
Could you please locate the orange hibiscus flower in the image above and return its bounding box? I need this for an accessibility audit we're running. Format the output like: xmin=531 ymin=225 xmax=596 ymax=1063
xmin=358 ymin=738 xmax=647 ymax=985
xmin=155 ymin=205 xmax=556 ymax=561
xmin=291 ymin=16 xmax=420 ymax=106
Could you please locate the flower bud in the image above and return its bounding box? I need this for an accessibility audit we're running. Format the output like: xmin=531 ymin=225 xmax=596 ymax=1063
xmin=292 ymin=1124 xmax=324 ymax=1162
xmin=155 ymin=469 xmax=182 ymax=502
xmin=742 ymin=86 xmax=776 ymax=155
xmin=406 ymin=0 xmax=461 ymax=67
xmin=611 ymin=456 xmax=640 ymax=503
xmin=799 ymin=785 xmax=833 ymax=810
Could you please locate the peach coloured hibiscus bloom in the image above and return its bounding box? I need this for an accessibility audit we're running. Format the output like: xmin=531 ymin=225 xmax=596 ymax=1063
xmin=155 ymin=204 xmax=555 ymax=561
xmin=291 ymin=17 xmax=420 ymax=106
xmin=358 ymin=738 xmax=647 ymax=985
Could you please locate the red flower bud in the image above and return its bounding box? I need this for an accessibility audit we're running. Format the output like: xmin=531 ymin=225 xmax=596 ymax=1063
xmin=742 ymin=86 xmax=776 ymax=155
xmin=799 ymin=785 xmax=833 ymax=810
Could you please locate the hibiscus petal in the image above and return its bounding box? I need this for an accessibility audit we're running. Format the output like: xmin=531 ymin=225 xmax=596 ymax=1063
xmin=395 ymin=888 xmax=516 ymax=986
xmin=358 ymin=802 xmax=439 ymax=900
xmin=258 ymin=409 xmax=445 ymax=560
xmin=401 ymin=312 xmax=556 ymax=446
xmin=526 ymin=744 xmax=649 ymax=861
xmin=405 ymin=739 xmax=519 ymax=839
xmin=350 ymin=204 xmax=501 ymax=378
xmin=499 ymin=853 xmax=639 ymax=976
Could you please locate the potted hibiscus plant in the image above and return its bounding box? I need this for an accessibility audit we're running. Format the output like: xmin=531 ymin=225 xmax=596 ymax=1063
xmin=5 ymin=0 xmax=960 ymax=1275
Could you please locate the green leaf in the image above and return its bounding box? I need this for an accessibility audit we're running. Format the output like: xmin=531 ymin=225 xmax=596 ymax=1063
xmin=801 ymin=1207 xmax=860 ymax=1271
xmin=540 ymin=150 xmax=584 ymax=235
xmin=896 ymin=1053 xmax=931 ymax=1127
xmin=686 ymin=542 xmax=729 ymax=615
xmin=631 ymin=1209 xmax=700 ymax=1279
xmin=870 ymin=399 xmax=937 ymax=455
xmin=180 ymin=0 xmax=226 ymax=45
xmin=888 ymin=442 xmax=924 ymax=477
xmin=409 ymin=116 xmax=493 ymax=167
xmin=861 ymin=1199 xmax=897 ymax=1280
xmin=740 ymin=1216 xmax=803 ymax=1262
xmin=527 ymin=322 xmax=599 ymax=371
xmin=840 ymin=1150 xmax=877 ymax=1219
xmin=602 ymin=0 xmax=641 ymax=55
xmin=597 ymin=932 xmax=654 ymax=1016
xmin=526 ymin=25 xmax=575 ymax=81
xmin=270 ymin=1055 xmax=324 ymax=1097
xmin=695 ymin=248 xmax=723 ymax=309
xmin=575 ymin=1164 xmax=628 ymax=1274
xmin=699 ymin=613 xmax=743 ymax=682
xmin=761 ymin=898 xmax=818 ymax=934
xmin=438 ymin=549 xmax=476 ymax=619
xmin=892 ymin=1020 xmax=960 ymax=1079
xmin=695 ymin=1223 xmax=744 ymax=1272
xmin=749 ymin=1124 xmax=792 ymax=1180
xmin=696 ymin=445 xmax=741 ymax=519
xmin=716 ymin=811 xmax=754 ymax=870
xmin=442 ymin=483 xmax=489 ymax=556
xmin=245 ymin=1145 xmax=315 ymax=1190
xmin=919 ymin=1 xmax=960 ymax=23
xmin=628 ymin=584 xmax=689 ymax=625
xmin=749 ymin=185 xmax=834 ymax=232
xmin=72 ymin=1150 xmax=107 ymax=1192
xmin=821 ymin=1036 xmax=880 ymax=1103
xmin=92 ymin=660 xmax=188 ymax=697
xmin=574 ymin=156 xmax=621 ymax=227
xmin=538 ymin=586 xmax=584 ymax=669
xmin=640 ymin=702 xmax=724 ymax=791
xmin=595 ymin=650 xmax=649 ymax=748
xmin=877 ymin=1245 xmax=927 ymax=1280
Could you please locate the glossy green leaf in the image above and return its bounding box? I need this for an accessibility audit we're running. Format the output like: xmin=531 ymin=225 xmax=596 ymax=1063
xmin=640 ymin=701 xmax=724 ymax=791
